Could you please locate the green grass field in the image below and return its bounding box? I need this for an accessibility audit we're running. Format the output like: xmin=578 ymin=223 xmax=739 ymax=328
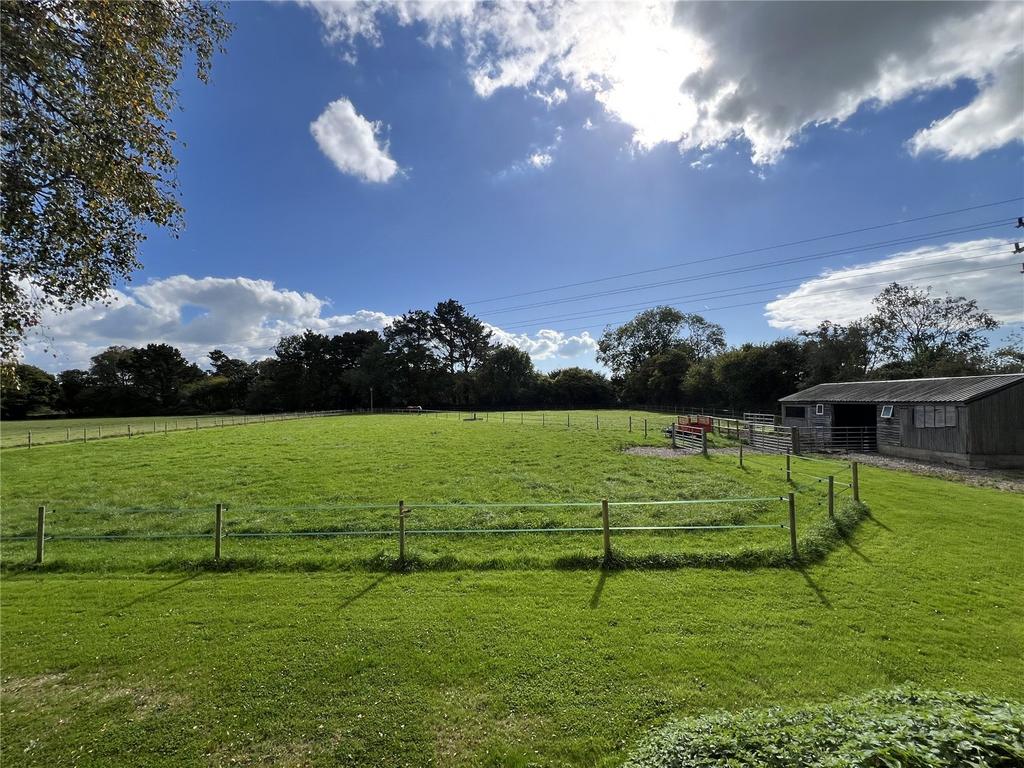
xmin=1 ymin=412 xmax=1021 ymax=766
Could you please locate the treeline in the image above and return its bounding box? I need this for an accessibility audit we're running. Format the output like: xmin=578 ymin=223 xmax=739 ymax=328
xmin=2 ymin=285 xmax=1021 ymax=420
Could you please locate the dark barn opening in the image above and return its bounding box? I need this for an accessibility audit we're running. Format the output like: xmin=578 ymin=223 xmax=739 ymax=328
xmin=831 ymin=403 xmax=877 ymax=450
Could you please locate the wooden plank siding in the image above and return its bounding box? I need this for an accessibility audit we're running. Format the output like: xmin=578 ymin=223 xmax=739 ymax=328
xmin=967 ymin=382 xmax=1024 ymax=455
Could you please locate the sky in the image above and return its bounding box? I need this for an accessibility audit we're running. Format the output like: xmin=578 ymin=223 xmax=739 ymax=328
xmin=23 ymin=0 xmax=1024 ymax=373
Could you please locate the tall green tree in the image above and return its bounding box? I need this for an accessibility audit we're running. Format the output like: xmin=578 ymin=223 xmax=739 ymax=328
xmin=126 ymin=343 xmax=204 ymax=410
xmin=474 ymin=345 xmax=537 ymax=406
xmin=597 ymin=307 xmax=725 ymax=379
xmin=1 ymin=1 xmax=231 ymax=358
xmin=799 ymin=321 xmax=870 ymax=385
xmin=0 ymin=364 xmax=58 ymax=419
xmin=867 ymin=283 xmax=999 ymax=377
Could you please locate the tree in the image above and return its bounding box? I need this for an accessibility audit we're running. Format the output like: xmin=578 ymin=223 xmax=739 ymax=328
xmin=0 ymin=364 xmax=58 ymax=419
xmin=799 ymin=321 xmax=870 ymax=385
xmin=1 ymin=1 xmax=231 ymax=358
xmin=126 ymin=343 xmax=204 ymax=410
xmin=207 ymin=349 xmax=257 ymax=410
xmin=712 ymin=341 xmax=806 ymax=413
xmin=867 ymin=283 xmax=999 ymax=377
xmin=545 ymin=368 xmax=616 ymax=407
xmin=991 ymin=330 xmax=1024 ymax=373
xmin=597 ymin=307 xmax=725 ymax=378
xmin=474 ymin=345 xmax=537 ymax=406
xmin=430 ymin=300 xmax=493 ymax=375
xmin=384 ymin=310 xmax=444 ymax=404
xmin=621 ymin=348 xmax=694 ymax=405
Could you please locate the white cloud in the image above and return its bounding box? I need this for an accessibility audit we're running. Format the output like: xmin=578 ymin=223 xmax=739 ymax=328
xmin=22 ymin=276 xmax=395 ymax=371
xmin=909 ymin=53 xmax=1024 ymax=159
xmin=764 ymin=239 xmax=1024 ymax=331
xmin=298 ymin=1 xmax=1024 ymax=164
xmin=486 ymin=325 xmax=597 ymax=361
xmin=20 ymin=275 xmax=596 ymax=372
xmin=498 ymin=126 xmax=563 ymax=178
xmin=310 ymin=97 xmax=401 ymax=182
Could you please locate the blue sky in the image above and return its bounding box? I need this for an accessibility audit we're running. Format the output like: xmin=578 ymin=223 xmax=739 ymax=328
xmin=27 ymin=1 xmax=1024 ymax=372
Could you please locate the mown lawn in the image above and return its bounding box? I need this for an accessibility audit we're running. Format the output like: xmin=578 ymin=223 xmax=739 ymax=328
xmin=1 ymin=413 xmax=1021 ymax=767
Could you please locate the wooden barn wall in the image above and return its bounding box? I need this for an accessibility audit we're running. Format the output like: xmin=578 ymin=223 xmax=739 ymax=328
xmin=780 ymin=402 xmax=831 ymax=430
xmin=899 ymin=404 xmax=968 ymax=454
xmin=966 ymin=383 xmax=1024 ymax=455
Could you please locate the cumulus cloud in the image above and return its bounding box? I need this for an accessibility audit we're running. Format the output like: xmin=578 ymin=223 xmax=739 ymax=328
xmin=20 ymin=275 xmax=597 ymax=372
xmin=498 ymin=126 xmax=563 ymax=178
xmin=22 ymin=275 xmax=395 ymax=371
xmin=486 ymin=325 xmax=598 ymax=361
xmin=297 ymin=1 xmax=1023 ymax=163
xmin=764 ymin=239 xmax=1024 ymax=331
xmin=909 ymin=53 xmax=1024 ymax=159
xmin=310 ymin=97 xmax=401 ymax=182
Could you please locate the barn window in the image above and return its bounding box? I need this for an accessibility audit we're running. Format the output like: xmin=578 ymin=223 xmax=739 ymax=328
xmin=815 ymin=404 xmax=824 ymax=415
xmin=784 ymin=405 xmax=806 ymax=418
xmin=913 ymin=405 xmax=958 ymax=428
xmin=880 ymin=405 xmax=893 ymax=418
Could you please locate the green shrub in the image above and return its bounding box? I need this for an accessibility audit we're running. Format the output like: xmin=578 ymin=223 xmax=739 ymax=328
xmin=626 ymin=688 xmax=1024 ymax=768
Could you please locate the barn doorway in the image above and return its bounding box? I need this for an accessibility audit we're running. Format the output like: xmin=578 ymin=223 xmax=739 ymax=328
xmin=830 ymin=403 xmax=877 ymax=451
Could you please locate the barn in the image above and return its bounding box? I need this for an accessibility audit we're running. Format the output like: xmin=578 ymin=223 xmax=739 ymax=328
xmin=779 ymin=373 xmax=1024 ymax=468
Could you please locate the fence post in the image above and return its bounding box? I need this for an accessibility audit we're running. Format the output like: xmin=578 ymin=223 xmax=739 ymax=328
xmin=786 ymin=453 xmax=791 ymax=482
xmin=788 ymin=493 xmax=797 ymax=558
xmin=128 ymin=424 xmax=132 ymax=439
xmin=644 ymin=418 xmax=648 ymax=438
xmin=701 ymin=430 xmax=708 ymax=457
xmin=521 ymin=412 xmax=524 ymax=424
xmin=83 ymin=427 xmax=87 ymax=443
xmin=827 ymin=475 xmax=835 ymax=519
xmin=398 ymin=500 xmax=406 ymax=564
xmin=852 ymin=462 xmax=860 ymax=502
xmin=739 ymin=440 xmax=744 ymax=468
xmin=66 ymin=427 xmax=70 ymax=443
xmin=791 ymin=427 xmax=801 ymax=456
xmin=629 ymin=415 xmax=632 ymax=433
xmin=670 ymin=423 xmax=676 ymax=449
xmin=596 ymin=414 xmax=599 ymax=431
xmin=566 ymin=413 xmax=570 ymax=428
xmin=27 ymin=430 xmax=31 ymax=449
xmin=214 ymin=503 xmax=223 ymax=561
xmin=601 ymin=498 xmax=611 ymax=561
xmin=35 ymin=506 xmax=45 ymax=564
xmin=502 ymin=412 xmax=505 ymax=424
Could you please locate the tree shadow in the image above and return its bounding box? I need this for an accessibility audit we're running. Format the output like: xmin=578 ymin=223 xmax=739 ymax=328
xmin=105 ymin=572 xmax=200 ymax=615
xmin=797 ymin=567 xmax=831 ymax=608
xmin=339 ymin=573 xmax=389 ymax=610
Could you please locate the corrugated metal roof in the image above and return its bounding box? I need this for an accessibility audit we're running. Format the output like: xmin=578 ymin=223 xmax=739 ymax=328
xmin=779 ymin=374 xmax=1024 ymax=404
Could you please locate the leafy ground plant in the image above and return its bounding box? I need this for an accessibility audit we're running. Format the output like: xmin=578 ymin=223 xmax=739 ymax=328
xmin=625 ymin=688 xmax=1024 ymax=768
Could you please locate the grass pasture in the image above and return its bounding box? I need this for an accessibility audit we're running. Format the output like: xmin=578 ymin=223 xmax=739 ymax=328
xmin=1 ymin=411 xmax=1022 ymax=767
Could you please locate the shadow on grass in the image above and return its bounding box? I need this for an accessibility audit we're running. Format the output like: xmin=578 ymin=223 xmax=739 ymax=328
xmin=340 ymin=572 xmax=389 ymax=609
xmin=797 ymin=567 xmax=832 ymax=608
xmin=105 ymin=572 xmax=201 ymax=615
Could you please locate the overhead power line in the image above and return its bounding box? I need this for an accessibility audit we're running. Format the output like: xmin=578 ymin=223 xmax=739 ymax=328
xmin=482 ymin=221 xmax=1011 ymax=316
xmin=503 ymin=260 xmax=1020 ymax=336
xmin=493 ymin=244 xmax=1011 ymax=330
xmin=468 ymin=196 xmax=1024 ymax=306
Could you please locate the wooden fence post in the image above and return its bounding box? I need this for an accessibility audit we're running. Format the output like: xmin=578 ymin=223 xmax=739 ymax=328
xmin=786 ymin=453 xmax=791 ymax=482
xmin=701 ymin=430 xmax=708 ymax=457
xmin=502 ymin=412 xmax=505 ymax=423
xmin=852 ymin=462 xmax=860 ymax=502
xmin=83 ymin=427 xmax=87 ymax=443
xmin=827 ymin=475 xmax=835 ymax=519
xmin=35 ymin=506 xmax=45 ymax=564
xmin=596 ymin=414 xmax=599 ymax=431
xmin=214 ymin=503 xmax=223 ymax=561
xmin=542 ymin=413 xmax=545 ymax=426
xmin=739 ymin=440 xmax=744 ymax=468
xmin=670 ymin=423 xmax=676 ymax=449
xmin=398 ymin=500 xmax=406 ymax=563
xmin=66 ymin=427 xmax=70 ymax=443
xmin=27 ymin=430 xmax=31 ymax=449
xmin=128 ymin=424 xmax=132 ymax=439
xmin=566 ymin=413 xmax=570 ymax=428
xmin=788 ymin=493 xmax=798 ymax=558
xmin=628 ymin=415 xmax=632 ymax=433
xmin=644 ymin=418 xmax=648 ymax=438
xmin=98 ymin=426 xmax=101 ymax=438
xmin=521 ymin=412 xmax=524 ymax=424
xmin=601 ymin=498 xmax=611 ymax=560
xmin=791 ymin=427 xmax=801 ymax=456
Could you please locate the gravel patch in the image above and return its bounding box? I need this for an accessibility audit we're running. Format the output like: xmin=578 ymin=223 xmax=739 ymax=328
xmin=841 ymin=452 xmax=1024 ymax=494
